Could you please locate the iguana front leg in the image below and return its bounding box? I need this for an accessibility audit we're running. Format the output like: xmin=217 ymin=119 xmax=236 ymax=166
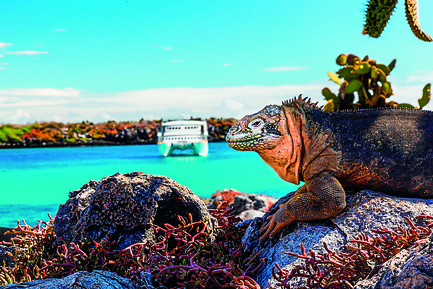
xmin=259 ymin=172 xmax=346 ymax=244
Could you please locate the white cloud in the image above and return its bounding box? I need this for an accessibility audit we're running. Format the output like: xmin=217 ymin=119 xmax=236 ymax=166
xmin=220 ymin=99 xmax=245 ymax=112
xmin=406 ymin=70 xmax=433 ymax=83
xmin=156 ymin=45 xmax=171 ymax=50
xmin=0 ymin=87 xmax=80 ymax=97
xmin=0 ymin=67 xmax=4 ymax=70
xmin=110 ymin=83 xmax=325 ymax=119
xmin=0 ymin=100 xmax=74 ymax=108
xmin=54 ymin=28 xmax=66 ymax=31
xmin=0 ymin=62 xmax=8 ymax=65
xmin=264 ymin=66 xmax=309 ymax=72
xmin=0 ymin=83 xmax=327 ymax=123
xmin=390 ymin=83 xmax=430 ymax=105
xmin=223 ymin=63 xmax=231 ymax=66
xmin=11 ymin=81 xmax=427 ymax=124
xmin=97 ymin=112 xmax=116 ymax=121
xmin=4 ymin=110 xmax=30 ymax=124
xmin=0 ymin=42 xmax=13 ymax=48
xmin=0 ymin=55 xmax=3 ymax=58
xmin=6 ymin=51 xmax=49 ymax=55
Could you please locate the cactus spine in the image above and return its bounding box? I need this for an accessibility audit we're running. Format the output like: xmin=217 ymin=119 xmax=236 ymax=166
xmin=363 ymin=0 xmax=432 ymax=42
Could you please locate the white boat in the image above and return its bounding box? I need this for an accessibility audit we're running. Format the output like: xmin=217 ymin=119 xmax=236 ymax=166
xmin=157 ymin=119 xmax=209 ymax=156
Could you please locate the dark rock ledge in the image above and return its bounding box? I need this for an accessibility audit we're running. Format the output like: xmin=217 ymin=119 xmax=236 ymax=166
xmin=0 ymin=270 xmax=136 ymax=289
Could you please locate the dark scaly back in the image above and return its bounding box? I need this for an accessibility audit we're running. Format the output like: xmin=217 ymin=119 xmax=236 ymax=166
xmin=332 ymin=107 xmax=433 ymax=197
xmin=281 ymin=96 xmax=433 ymax=197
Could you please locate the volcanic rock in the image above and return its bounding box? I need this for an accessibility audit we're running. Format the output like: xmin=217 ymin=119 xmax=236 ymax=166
xmin=54 ymin=172 xmax=216 ymax=250
xmin=243 ymin=190 xmax=433 ymax=289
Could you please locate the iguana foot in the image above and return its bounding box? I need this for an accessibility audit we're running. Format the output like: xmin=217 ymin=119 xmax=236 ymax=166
xmin=259 ymin=203 xmax=295 ymax=244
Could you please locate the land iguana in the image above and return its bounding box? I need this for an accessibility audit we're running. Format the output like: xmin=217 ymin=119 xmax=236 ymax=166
xmin=226 ymin=95 xmax=433 ymax=244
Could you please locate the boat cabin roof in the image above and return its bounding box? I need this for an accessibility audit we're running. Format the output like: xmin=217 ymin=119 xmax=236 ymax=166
xmin=162 ymin=120 xmax=206 ymax=126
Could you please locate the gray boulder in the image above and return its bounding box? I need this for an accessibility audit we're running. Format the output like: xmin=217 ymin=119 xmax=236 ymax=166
xmin=243 ymin=190 xmax=433 ymax=289
xmin=54 ymin=172 xmax=216 ymax=250
xmin=354 ymin=233 xmax=433 ymax=289
xmin=0 ymin=246 xmax=17 ymax=268
xmin=0 ymin=270 xmax=137 ymax=289
xmin=206 ymin=189 xmax=277 ymax=221
xmin=232 ymin=194 xmax=254 ymax=213
xmin=238 ymin=209 xmax=264 ymax=221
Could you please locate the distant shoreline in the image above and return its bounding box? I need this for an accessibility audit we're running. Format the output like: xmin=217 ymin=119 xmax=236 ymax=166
xmin=0 ymin=119 xmax=235 ymax=149
xmin=0 ymin=139 xmax=227 ymax=149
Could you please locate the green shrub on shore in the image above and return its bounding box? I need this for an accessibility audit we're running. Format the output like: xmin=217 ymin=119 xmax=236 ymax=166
xmin=1 ymin=127 xmax=22 ymax=143
xmin=0 ymin=125 xmax=34 ymax=143
xmin=0 ymin=130 xmax=7 ymax=143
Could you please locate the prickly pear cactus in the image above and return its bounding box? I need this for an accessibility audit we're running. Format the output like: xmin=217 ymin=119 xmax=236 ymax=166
xmin=322 ymin=54 xmax=431 ymax=111
xmin=363 ymin=0 xmax=432 ymax=42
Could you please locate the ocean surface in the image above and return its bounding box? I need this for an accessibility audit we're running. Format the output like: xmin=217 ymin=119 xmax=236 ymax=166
xmin=0 ymin=142 xmax=301 ymax=227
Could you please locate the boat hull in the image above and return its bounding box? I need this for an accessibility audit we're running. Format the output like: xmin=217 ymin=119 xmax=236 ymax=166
xmin=158 ymin=142 xmax=208 ymax=156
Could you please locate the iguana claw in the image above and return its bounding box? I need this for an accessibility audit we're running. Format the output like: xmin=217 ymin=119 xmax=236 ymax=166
xmin=259 ymin=203 xmax=295 ymax=244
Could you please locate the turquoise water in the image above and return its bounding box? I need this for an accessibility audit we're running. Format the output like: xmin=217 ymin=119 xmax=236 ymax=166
xmin=0 ymin=143 xmax=300 ymax=227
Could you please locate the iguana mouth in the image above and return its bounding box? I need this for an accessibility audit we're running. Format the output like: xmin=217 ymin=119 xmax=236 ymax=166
xmin=226 ymin=134 xmax=262 ymax=144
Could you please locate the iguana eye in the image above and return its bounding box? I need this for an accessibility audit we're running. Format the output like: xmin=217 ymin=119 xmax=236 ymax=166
xmin=249 ymin=119 xmax=264 ymax=128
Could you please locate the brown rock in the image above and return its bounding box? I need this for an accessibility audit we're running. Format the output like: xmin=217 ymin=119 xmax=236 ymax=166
xmin=54 ymin=172 xmax=216 ymax=250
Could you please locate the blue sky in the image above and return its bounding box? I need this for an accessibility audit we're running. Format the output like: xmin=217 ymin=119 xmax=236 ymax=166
xmin=1 ymin=0 xmax=433 ymax=123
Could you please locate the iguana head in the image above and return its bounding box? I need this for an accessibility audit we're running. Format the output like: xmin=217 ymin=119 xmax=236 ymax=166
xmin=226 ymin=105 xmax=285 ymax=152
xmin=226 ymin=99 xmax=307 ymax=185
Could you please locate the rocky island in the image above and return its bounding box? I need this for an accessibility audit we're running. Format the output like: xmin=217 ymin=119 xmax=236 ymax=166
xmin=0 ymin=118 xmax=237 ymax=148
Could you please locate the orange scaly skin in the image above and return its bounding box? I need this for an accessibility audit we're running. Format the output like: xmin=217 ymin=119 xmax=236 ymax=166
xmin=226 ymin=95 xmax=433 ymax=244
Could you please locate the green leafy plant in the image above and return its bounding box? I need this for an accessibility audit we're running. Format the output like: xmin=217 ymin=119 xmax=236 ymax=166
xmin=323 ymin=53 xmax=431 ymax=111
xmin=0 ymin=130 xmax=7 ymax=143
xmin=1 ymin=126 xmax=24 ymax=143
